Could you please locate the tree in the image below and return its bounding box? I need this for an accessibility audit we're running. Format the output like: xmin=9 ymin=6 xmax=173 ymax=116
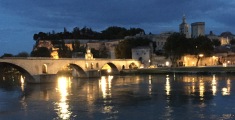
xmin=33 ymin=26 xmax=146 ymax=40
xmin=115 ymin=37 xmax=151 ymax=59
xmin=163 ymin=33 xmax=189 ymax=67
xmin=101 ymin=26 xmax=127 ymax=39
xmin=58 ymin=40 xmax=72 ymax=58
xmin=90 ymin=48 xmax=99 ymax=58
xmin=72 ymin=27 xmax=80 ymax=39
xmin=99 ymin=45 xmax=109 ymax=58
xmin=72 ymin=41 xmax=80 ymax=52
xmin=212 ymin=39 xmax=221 ymax=46
xmin=128 ymin=28 xmax=145 ymax=36
xmin=220 ymin=31 xmax=233 ymax=37
xmin=230 ymin=39 xmax=235 ymax=45
xmin=1 ymin=53 xmax=13 ymax=58
xmin=15 ymin=52 xmax=29 ymax=57
xmin=31 ymin=47 xmax=51 ymax=57
xmin=191 ymin=36 xmax=214 ymax=66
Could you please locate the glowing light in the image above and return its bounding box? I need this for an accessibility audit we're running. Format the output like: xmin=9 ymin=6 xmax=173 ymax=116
xmin=212 ymin=74 xmax=217 ymax=96
xmin=56 ymin=76 xmax=72 ymax=120
xmin=20 ymin=75 xmax=25 ymax=84
xmin=222 ymin=88 xmax=229 ymax=96
xmin=223 ymin=63 xmax=227 ymax=67
xmin=165 ymin=75 xmax=170 ymax=95
xmin=199 ymin=54 xmax=204 ymax=57
xmin=107 ymin=69 xmax=111 ymax=73
xmin=139 ymin=64 xmax=144 ymax=68
xmin=100 ymin=76 xmax=106 ymax=98
xmin=148 ymin=75 xmax=152 ymax=84
xmin=165 ymin=61 xmax=169 ymax=67
xmin=20 ymin=75 xmax=25 ymax=92
xmin=222 ymin=78 xmax=231 ymax=96
xmin=148 ymin=75 xmax=152 ymax=95
xmin=99 ymin=76 xmax=113 ymax=99
xmin=199 ymin=79 xmax=204 ymax=99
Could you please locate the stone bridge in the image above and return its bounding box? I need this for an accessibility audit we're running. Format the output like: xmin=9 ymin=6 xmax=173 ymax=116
xmin=0 ymin=57 xmax=140 ymax=83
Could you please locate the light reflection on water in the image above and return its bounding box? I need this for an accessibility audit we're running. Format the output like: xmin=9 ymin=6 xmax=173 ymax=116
xmin=1 ymin=74 xmax=235 ymax=119
xmin=55 ymin=76 xmax=72 ymax=120
xmin=222 ymin=78 xmax=231 ymax=96
xmin=165 ymin=75 xmax=171 ymax=96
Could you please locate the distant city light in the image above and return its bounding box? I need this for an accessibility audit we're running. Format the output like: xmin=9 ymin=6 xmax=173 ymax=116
xmin=199 ymin=54 xmax=204 ymax=57
xmin=223 ymin=63 xmax=227 ymax=67
xmin=165 ymin=61 xmax=169 ymax=67
xmin=107 ymin=69 xmax=111 ymax=73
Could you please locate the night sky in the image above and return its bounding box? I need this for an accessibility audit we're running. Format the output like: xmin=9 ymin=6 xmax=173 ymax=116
xmin=0 ymin=0 xmax=234 ymax=55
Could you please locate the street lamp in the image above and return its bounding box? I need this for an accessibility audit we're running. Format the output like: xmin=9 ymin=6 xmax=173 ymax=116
xmin=166 ymin=61 xmax=169 ymax=67
xmin=212 ymin=56 xmax=216 ymax=65
xmin=199 ymin=54 xmax=204 ymax=58
xmin=149 ymin=59 xmax=151 ymax=67
xmin=199 ymin=54 xmax=204 ymax=66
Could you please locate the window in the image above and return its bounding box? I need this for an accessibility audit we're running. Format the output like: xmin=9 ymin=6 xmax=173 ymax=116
xmin=91 ymin=63 xmax=94 ymax=69
xmin=96 ymin=63 xmax=99 ymax=68
xmin=85 ymin=63 xmax=88 ymax=69
xmin=42 ymin=64 xmax=47 ymax=74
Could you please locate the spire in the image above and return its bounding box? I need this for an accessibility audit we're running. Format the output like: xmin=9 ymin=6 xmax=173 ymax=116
xmin=182 ymin=15 xmax=186 ymax=23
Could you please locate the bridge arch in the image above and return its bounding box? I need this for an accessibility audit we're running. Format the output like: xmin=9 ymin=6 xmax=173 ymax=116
xmin=0 ymin=62 xmax=34 ymax=81
xmin=68 ymin=64 xmax=87 ymax=77
xmin=101 ymin=62 xmax=119 ymax=74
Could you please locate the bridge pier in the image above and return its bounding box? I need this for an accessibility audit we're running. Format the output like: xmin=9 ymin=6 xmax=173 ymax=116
xmin=27 ymin=74 xmax=57 ymax=83
xmin=86 ymin=70 xmax=101 ymax=78
xmin=28 ymin=70 xmax=101 ymax=83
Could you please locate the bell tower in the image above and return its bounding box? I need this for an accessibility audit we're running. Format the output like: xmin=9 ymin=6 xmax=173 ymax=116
xmin=85 ymin=46 xmax=93 ymax=60
xmin=179 ymin=15 xmax=190 ymax=38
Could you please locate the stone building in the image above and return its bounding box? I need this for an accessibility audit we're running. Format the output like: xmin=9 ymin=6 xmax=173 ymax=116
xmin=132 ymin=46 xmax=151 ymax=68
xmin=179 ymin=15 xmax=190 ymax=38
xmin=191 ymin=22 xmax=205 ymax=38
xmin=34 ymin=40 xmax=53 ymax=50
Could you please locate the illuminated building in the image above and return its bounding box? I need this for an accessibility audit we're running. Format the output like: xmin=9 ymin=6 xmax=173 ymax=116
xmin=132 ymin=46 xmax=151 ymax=68
xmin=179 ymin=15 xmax=190 ymax=38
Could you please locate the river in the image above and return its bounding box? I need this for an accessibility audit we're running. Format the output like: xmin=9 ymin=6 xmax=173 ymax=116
xmin=0 ymin=74 xmax=235 ymax=120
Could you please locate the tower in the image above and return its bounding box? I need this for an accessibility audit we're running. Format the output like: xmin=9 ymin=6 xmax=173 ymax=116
xmin=191 ymin=22 xmax=205 ymax=38
xmin=85 ymin=46 xmax=93 ymax=60
xmin=179 ymin=15 xmax=190 ymax=38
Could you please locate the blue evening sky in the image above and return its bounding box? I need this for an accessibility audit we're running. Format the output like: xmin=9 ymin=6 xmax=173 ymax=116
xmin=0 ymin=0 xmax=234 ymax=55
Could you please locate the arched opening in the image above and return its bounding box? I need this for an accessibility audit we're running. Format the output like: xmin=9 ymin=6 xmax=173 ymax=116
xmin=139 ymin=57 xmax=143 ymax=63
xmin=129 ymin=62 xmax=138 ymax=69
xmin=91 ymin=63 xmax=94 ymax=69
xmin=0 ymin=62 xmax=34 ymax=84
xmin=68 ymin=64 xmax=87 ymax=78
xmin=101 ymin=62 xmax=119 ymax=75
xmin=96 ymin=63 xmax=99 ymax=68
xmin=42 ymin=64 xmax=47 ymax=74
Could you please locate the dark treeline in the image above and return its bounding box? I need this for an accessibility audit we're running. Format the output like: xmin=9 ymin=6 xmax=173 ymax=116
xmin=33 ymin=26 xmax=145 ymax=40
xmin=1 ymin=52 xmax=29 ymax=58
xmin=163 ymin=33 xmax=215 ymax=67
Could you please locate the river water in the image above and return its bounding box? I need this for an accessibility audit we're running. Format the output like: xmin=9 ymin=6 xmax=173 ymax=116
xmin=0 ymin=74 xmax=235 ymax=120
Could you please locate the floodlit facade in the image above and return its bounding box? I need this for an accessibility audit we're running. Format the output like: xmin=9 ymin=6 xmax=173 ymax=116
xmin=132 ymin=46 xmax=151 ymax=68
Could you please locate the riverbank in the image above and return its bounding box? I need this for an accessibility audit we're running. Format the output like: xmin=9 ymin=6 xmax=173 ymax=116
xmin=121 ymin=66 xmax=235 ymax=74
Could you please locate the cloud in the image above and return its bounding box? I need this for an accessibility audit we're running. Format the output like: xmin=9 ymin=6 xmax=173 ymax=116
xmin=0 ymin=0 xmax=233 ymax=32
xmin=1 ymin=0 xmax=235 ymax=55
